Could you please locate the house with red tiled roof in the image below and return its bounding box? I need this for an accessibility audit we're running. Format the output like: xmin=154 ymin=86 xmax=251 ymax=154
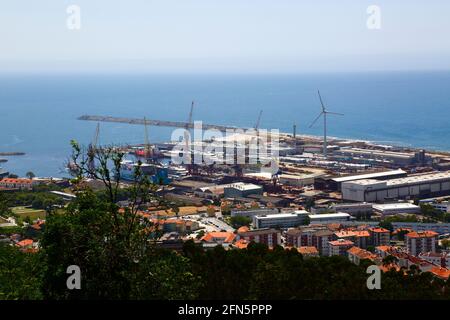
xmin=0 ymin=178 xmax=34 ymax=190
xmin=347 ymin=246 xmax=379 ymax=265
xmin=16 ymin=239 xmax=34 ymax=249
xmin=233 ymin=239 xmax=249 ymax=249
xmin=297 ymin=246 xmax=319 ymax=258
xmin=201 ymin=232 xmax=236 ymax=246
xmin=429 ymin=266 xmax=450 ymax=281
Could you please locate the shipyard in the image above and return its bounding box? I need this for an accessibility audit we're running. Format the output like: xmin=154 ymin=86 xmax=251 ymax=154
xmin=3 ymin=91 xmax=450 ymax=288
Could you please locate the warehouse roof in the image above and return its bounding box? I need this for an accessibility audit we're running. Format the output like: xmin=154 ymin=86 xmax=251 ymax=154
xmin=345 ymin=171 xmax=450 ymax=187
xmin=331 ymin=169 xmax=406 ymax=183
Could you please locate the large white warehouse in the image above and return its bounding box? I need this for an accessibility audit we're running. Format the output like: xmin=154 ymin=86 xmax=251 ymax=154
xmin=342 ymin=171 xmax=450 ymax=202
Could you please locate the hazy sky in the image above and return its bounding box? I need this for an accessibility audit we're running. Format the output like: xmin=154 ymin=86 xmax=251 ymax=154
xmin=1 ymin=0 xmax=450 ymax=73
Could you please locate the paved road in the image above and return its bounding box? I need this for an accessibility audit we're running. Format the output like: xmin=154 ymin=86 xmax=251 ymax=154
xmin=204 ymin=216 xmax=235 ymax=232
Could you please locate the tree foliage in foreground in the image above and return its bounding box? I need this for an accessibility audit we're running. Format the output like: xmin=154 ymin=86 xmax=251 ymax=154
xmin=1 ymin=141 xmax=450 ymax=300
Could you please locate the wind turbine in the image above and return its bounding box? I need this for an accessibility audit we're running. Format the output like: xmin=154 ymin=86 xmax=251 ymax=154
xmin=309 ymin=90 xmax=343 ymax=158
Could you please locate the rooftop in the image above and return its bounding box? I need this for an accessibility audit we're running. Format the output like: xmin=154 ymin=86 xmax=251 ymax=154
xmin=308 ymin=212 xmax=351 ymax=219
xmin=373 ymin=203 xmax=420 ymax=210
xmin=331 ymin=169 xmax=406 ymax=183
xmin=405 ymin=230 xmax=439 ymax=238
xmin=346 ymin=171 xmax=450 ymax=187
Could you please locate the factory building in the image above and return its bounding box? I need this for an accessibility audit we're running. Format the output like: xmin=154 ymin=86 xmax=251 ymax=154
xmin=252 ymin=210 xmax=309 ymax=229
xmin=308 ymin=213 xmax=351 ymax=224
xmin=223 ymin=182 xmax=263 ymax=198
xmin=341 ymin=171 xmax=450 ymax=202
xmin=372 ymin=203 xmax=421 ymax=216
xmin=231 ymin=208 xmax=279 ymax=218
xmin=330 ymin=203 xmax=373 ymax=216
xmin=314 ymin=169 xmax=407 ymax=191
xmin=333 ymin=148 xmax=430 ymax=167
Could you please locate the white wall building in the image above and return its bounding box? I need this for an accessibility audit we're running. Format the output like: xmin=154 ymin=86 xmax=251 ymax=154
xmin=253 ymin=211 xmax=309 ymax=229
xmin=372 ymin=203 xmax=420 ymax=216
xmin=342 ymin=171 xmax=450 ymax=202
xmin=308 ymin=213 xmax=351 ymax=224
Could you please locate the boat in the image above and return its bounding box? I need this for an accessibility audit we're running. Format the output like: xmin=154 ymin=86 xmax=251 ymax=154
xmin=119 ymin=160 xmax=170 ymax=184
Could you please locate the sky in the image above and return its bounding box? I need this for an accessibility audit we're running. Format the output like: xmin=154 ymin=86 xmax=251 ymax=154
xmin=1 ymin=0 xmax=450 ymax=73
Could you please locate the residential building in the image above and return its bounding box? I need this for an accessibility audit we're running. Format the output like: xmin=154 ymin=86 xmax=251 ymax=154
xmin=418 ymin=252 xmax=449 ymax=267
xmin=297 ymin=246 xmax=319 ymax=258
xmin=285 ymin=225 xmax=327 ymax=247
xmin=313 ymin=229 xmax=334 ymax=256
xmin=201 ymin=232 xmax=236 ymax=246
xmin=236 ymin=228 xmax=281 ymax=247
xmin=0 ymin=178 xmax=34 ymax=190
xmin=405 ymin=231 xmax=438 ymax=256
xmin=347 ymin=246 xmax=378 ymax=265
xmin=333 ymin=230 xmax=370 ymax=249
xmin=329 ymin=239 xmax=354 ymax=256
xmin=390 ymin=222 xmax=450 ymax=235
xmin=368 ymin=227 xmax=390 ymax=246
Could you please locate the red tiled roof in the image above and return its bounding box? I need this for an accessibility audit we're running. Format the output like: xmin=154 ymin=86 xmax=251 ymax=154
xmin=347 ymin=246 xmax=377 ymax=261
xmin=16 ymin=239 xmax=33 ymax=247
xmin=369 ymin=227 xmax=390 ymax=233
xmin=0 ymin=178 xmax=32 ymax=184
xmin=430 ymin=266 xmax=450 ymax=280
xmin=329 ymin=239 xmax=354 ymax=246
xmin=297 ymin=246 xmax=319 ymax=255
xmin=405 ymin=231 xmax=438 ymax=238
xmin=234 ymin=239 xmax=249 ymax=249
xmin=201 ymin=232 xmax=236 ymax=243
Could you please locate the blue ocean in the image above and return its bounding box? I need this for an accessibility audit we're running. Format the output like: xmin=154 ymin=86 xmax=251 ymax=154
xmin=1 ymin=71 xmax=450 ymax=177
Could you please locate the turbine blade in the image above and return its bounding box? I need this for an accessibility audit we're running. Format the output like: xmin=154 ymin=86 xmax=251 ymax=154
xmin=326 ymin=111 xmax=344 ymax=116
xmin=309 ymin=112 xmax=323 ymax=128
xmin=318 ymin=90 xmax=325 ymax=112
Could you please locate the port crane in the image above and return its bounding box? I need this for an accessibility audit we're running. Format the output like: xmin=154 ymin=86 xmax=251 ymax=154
xmin=185 ymin=101 xmax=198 ymax=175
xmin=309 ymin=90 xmax=343 ymax=159
xmin=87 ymin=123 xmax=100 ymax=175
xmin=254 ymin=110 xmax=263 ymax=131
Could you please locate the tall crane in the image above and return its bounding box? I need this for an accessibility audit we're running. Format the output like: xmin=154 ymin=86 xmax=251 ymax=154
xmin=87 ymin=123 xmax=100 ymax=175
xmin=185 ymin=101 xmax=197 ymax=174
xmin=254 ymin=110 xmax=263 ymax=131
xmin=309 ymin=90 xmax=343 ymax=158
xmin=143 ymin=116 xmax=152 ymax=160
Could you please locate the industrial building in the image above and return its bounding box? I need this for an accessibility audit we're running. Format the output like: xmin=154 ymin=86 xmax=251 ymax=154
xmin=314 ymin=169 xmax=407 ymax=191
xmin=341 ymin=171 xmax=450 ymax=202
xmin=372 ymin=203 xmax=421 ymax=216
xmin=330 ymin=202 xmax=373 ymax=216
xmin=333 ymin=148 xmax=430 ymax=166
xmin=308 ymin=213 xmax=351 ymax=224
xmin=231 ymin=208 xmax=279 ymax=218
xmin=223 ymin=182 xmax=263 ymax=198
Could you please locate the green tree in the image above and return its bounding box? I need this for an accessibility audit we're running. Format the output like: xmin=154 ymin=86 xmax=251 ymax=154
xmin=40 ymin=141 xmax=196 ymax=299
xmin=229 ymin=216 xmax=252 ymax=229
xmin=0 ymin=243 xmax=43 ymax=300
xmin=26 ymin=171 xmax=36 ymax=179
